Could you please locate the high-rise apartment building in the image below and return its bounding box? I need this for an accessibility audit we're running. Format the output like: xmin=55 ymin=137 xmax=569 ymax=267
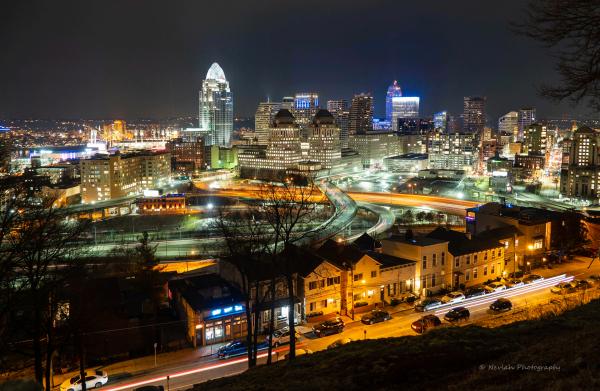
xmin=385 ymin=80 xmax=403 ymax=122
xmin=517 ymin=108 xmax=536 ymax=141
xmin=498 ymin=111 xmax=519 ymax=142
xmin=199 ymin=62 xmax=233 ymax=147
xmin=560 ymin=126 xmax=600 ymax=199
xmin=255 ymin=102 xmax=282 ymax=145
xmin=463 ymin=97 xmax=486 ymax=135
xmin=327 ymin=99 xmax=349 ymax=148
xmin=80 ymin=151 xmax=171 ymax=203
xmin=349 ymin=93 xmax=373 ymax=135
xmin=166 ymin=138 xmax=204 ymax=175
xmin=308 ymin=109 xmax=341 ymax=169
xmin=291 ymin=93 xmax=319 ymax=129
xmin=427 ymin=132 xmax=477 ymax=171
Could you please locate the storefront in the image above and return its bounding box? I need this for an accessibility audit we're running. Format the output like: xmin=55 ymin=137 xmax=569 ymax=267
xmin=199 ymin=304 xmax=247 ymax=346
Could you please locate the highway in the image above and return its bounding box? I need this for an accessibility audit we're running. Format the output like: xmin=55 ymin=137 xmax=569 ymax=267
xmin=98 ymin=266 xmax=597 ymax=391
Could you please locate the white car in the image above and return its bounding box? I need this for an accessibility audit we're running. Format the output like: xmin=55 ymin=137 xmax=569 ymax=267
xmin=504 ymin=278 xmax=525 ymax=288
xmin=441 ymin=291 xmax=466 ymax=304
xmin=60 ymin=370 xmax=108 ymax=391
xmin=270 ymin=327 xmax=299 ymax=347
xmin=484 ymin=282 xmax=507 ymax=293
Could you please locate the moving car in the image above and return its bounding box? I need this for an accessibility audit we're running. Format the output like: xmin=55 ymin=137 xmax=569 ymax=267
xmin=60 ymin=371 xmax=108 ymax=391
xmin=489 ymin=298 xmax=512 ymax=312
xmin=411 ymin=315 xmax=442 ymax=334
xmin=441 ymin=291 xmax=466 ymax=304
xmin=504 ymin=278 xmax=524 ymax=288
xmin=269 ymin=327 xmax=298 ymax=347
xmin=313 ymin=318 xmax=344 ymax=337
xmin=465 ymin=287 xmax=486 ymax=298
xmin=522 ymin=274 xmax=544 ymax=284
xmin=484 ymin=282 xmax=506 ymax=293
xmin=217 ymin=340 xmax=269 ymax=359
xmin=327 ymin=338 xmax=353 ymax=349
xmin=443 ymin=307 xmax=470 ymax=322
xmin=414 ymin=298 xmax=443 ymax=312
xmin=361 ymin=310 xmax=391 ymax=325
xmin=551 ymin=281 xmax=577 ymax=294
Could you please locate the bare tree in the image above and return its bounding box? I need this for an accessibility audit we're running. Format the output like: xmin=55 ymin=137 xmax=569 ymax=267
xmin=515 ymin=0 xmax=600 ymax=110
xmin=258 ymin=176 xmax=325 ymax=360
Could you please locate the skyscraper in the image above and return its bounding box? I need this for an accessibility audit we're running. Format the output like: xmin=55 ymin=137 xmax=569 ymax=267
xmin=308 ymin=109 xmax=342 ymax=169
xmin=518 ymin=107 xmax=536 ymax=142
xmin=523 ymin=123 xmax=547 ymax=155
xmin=385 ymin=80 xmax=402 ymax=122
xmin=349 ymin=93 xmax=373 ymax=136
xmin=463 ymin=96 xmax=486 ymax=135
xmin=291 ymin=92 xmax=319 ymax=129
xmin=327 ymin=99 xmax=350 ymax=148
xmin=433 ymin=111 xmax=449 ymax=133
xmin=498 ymin=111 xmax=519 ymax=141
xmin=255 ymin=101 xmax=282 ymax=145
xmin=199 ymin=62 xmax=233 ymax=147
xmin=391 ymin=97 xmax=420 ymax=131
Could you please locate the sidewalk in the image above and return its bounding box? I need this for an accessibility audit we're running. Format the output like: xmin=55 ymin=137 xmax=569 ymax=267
xmin=532 ymin=256 xmax=600 ymax=279
xmin=53 ymin=342 xmax=228 ymax=389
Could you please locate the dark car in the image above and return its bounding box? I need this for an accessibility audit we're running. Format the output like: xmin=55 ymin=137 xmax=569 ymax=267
xmin=574 ymin=279 xmax=593 ymax=290
xmin=411 ymin=315 xmax=442 ymax=334
xmin=444 ymin=306 xmax=470 ymax=322
xmin=361 ymin=310 xmax=391 ymax=325
xmin=313 ymin=318 xmax=344 ymax=337
xmin=465 ymin=286 xmax=486 ymax=298
xmin=522 ymin=274 xmax=544 ymax=284
xmin=490 ymin=298 xmax=512 ymax=312
xmin=217 ymin=340 xmax=268 ymax=359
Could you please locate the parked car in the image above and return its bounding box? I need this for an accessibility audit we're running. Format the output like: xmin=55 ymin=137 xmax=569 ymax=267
xmin=361 ymin=310 xmax=391 ymax=325
xmin=551 ymin=282 xmax=577 ymax=294
xmin=269 ymin=327 xmax=299 ymax=347
xmin=484 ymin=282 xmax=506 ymax=293
xmin=443 ymin=307 xmax=470 ymax=322
xmin=589 ymin=274 xmax=600 ymax=282
xmin=134 ymin=387 xmax=165 ymax=391
xmin=465 ymin=286 xmax=486 ymax=298
xmin=489 ymin=298 xmax=512 ymax=312
xmin=508 ymin=271 xmax=525 ymax=279
xmin=573 ymin=279 xmax=593 ymax=290
xmin=522 ymin=274 xmax=544 ymax=284
xmin=60 ymin=370 xmax=108 ymax=391
xmin=327 ymin=338 xmax=353 ymax=349
xmin=217 ymin=340 xmax=269 ymax=359
xmin=313 ymin=318 xmax=344 ymax=337
xmin=414 ymin=298 xmax=443 ymax=312
xmin=441 ymin=291 xmax=466 ymax=304
xmin=504 ymin=278 xmax=524 ymax=288
xmin=411 ymin=315 xmax=442 ymax=334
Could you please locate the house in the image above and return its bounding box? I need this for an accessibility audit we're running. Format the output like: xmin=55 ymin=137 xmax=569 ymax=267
xmin=474 ymin=225 xmax=524 ymax=274
xmin=352 ymin=232 xmax=383 ymax=252
xmin=299 ymin=253 xmax=343 ymax=317
xmin=169 ymin=274 xmax=246 ymax=347
xmin=427 ymin=227 xmax=506 ymax=289
xmin=365 ymin=251 xmax=416 ymax=301
xmin=381 ymin=236 xmax=449 ymax=296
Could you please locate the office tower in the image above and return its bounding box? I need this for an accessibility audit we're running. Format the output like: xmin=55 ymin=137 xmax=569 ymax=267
xmin=523 ymin=124 xmax=547 ymax=155
xmin=255 ymin=102 xmax=282 ymax=144
xmin=518 ymin=108 xmax=536 ymax=141
xmin=327 ymin=99 xmax=350 ymax=148
xmin=385 ymin=80 xmax=403 ymax=122
xmin=308 ymin=109 xmax=341 ymax=169
xmin=80 ymin=151 xmax=171 ymax=203
xmin=433 ymin=111 xmax=449 ymax=132
xmin=166 ymin=138 xmax=204 ymax=175
xmin=349 ymin=93 xmax=374 ymax=135
xmin=463 ymin=97 xmax=486 ymax=135
xmin=427 ymin=133 xmax=477 ymax=171
xmin=281 ymin=96 xmax=294 ymax=110
xmin=199 ymin=62 xmax=233 ymax=147
xmin=391 ymin=97 xmax=420 ymax=132
xmin=498 ymin=111 xmax=519 ymax=142
xmin=291 ymin=92 xmax=319 ymax=129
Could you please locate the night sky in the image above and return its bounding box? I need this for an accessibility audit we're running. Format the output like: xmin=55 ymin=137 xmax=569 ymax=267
xmin=0 ymin=0 xmax=593 ymax=120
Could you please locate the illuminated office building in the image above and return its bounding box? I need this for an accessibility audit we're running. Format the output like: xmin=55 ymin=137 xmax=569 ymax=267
xmin=518 ymin=108 xmax=536 ymax=142
xmin=433 ymin=111 xmax=449 ymax=133
xmin=308 ymin=109 xmax=341 ymax=169
xmin=349 ymin=93 xmax=373 ymax=135
xmin=385 ymin=80 xmax=403 ymax=122
xmin=391 ymin=97 xmax=420 ymax=131
xmin=255 ymin=102 xmax=282 ymax=144
xmin=498 ymin=111 xmax=519 ymax=142
xmin=463 ymin=96 xmax=486 ymax=135
xmin=291 ymin=93 xmax=319 ymax=129
xmin=199 ymin=62 xmax=233 ymax=147
xmin=327 ymin=99 xmax=349 ymax=148
xmin=523 ymin=124 xmax=547 ymax=155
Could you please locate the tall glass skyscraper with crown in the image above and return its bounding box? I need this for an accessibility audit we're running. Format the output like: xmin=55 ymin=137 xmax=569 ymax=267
xmin=199 ymin=62 xmax=233 ymax=147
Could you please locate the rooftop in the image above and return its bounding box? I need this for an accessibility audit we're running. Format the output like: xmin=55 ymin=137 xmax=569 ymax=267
xmin=426 ymin=227 xmax=503 ymax=256
xmin=366 ymin=251 xmax=415 ymax=268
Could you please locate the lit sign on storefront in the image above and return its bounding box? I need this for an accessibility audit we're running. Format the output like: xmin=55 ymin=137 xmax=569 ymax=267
xmin=208 ymin=304 xmax=244 ymax=319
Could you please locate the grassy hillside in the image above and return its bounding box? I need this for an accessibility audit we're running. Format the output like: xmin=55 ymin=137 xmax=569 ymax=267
xmin=202 ymin=299 xmax=600 ymax=390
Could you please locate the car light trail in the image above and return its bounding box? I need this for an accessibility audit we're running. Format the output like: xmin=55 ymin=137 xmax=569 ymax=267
xmin=434 ymin=274 xmax=573 ymax=316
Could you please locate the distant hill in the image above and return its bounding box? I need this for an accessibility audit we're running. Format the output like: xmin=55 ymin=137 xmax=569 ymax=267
xmin=202 ymin=299 xmax=600 ymax=390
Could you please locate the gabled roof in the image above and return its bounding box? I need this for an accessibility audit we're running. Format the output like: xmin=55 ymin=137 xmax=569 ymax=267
xmin=384 ymin=235 xmax=448 ymax=247
xmin=281 ymin=244 xmax=338 ymax=278
xmin=317 ymin=239 xmax=372 ymax=269
xmin=168 ymin=274 xmax=243 ymax=311
xmin=426 ymin=227 xmax=502 ymax=257
xmin=352 ymin=233 xmax=382 ymax=252
xmin=366 ymin=251 xmax=415 ymax=269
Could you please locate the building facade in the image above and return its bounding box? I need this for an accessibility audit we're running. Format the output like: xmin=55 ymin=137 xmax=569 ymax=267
xmin=199 ymin=62 xmax=233 ymax=147
xmin=327 ymin=99 xmax=350 ymax=148
xmin=349 ymin=93 xmax=373 ymax=135
xmin=463 ymin=96 xmax=486 ymax=135
xmin=255 ymin=102 xmax=282 ymax=145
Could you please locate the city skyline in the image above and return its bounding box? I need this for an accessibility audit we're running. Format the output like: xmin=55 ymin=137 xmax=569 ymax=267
xmin=1 ymin=0 xmax=596 ymax=121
